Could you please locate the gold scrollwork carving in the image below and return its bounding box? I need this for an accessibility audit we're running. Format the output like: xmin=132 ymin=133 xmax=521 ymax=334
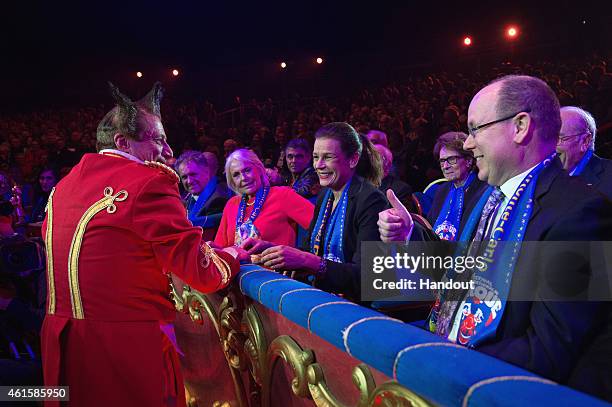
xmin=169 ymin=280 xmax=261 ymax=407
xmin=244 ymin=305 xmax=267 ymax=386
xmin=367 ymin=382 xmax=431 ymax=407
xmin=265 ymin=335 xmax=314 ymax=402
xmin=170 ymin=278 xmax=432 ymax=407
xmin=170 ymin=282 xmax=219 ymax=333
xmin=306 ymin=363 xmax=376 ymax=407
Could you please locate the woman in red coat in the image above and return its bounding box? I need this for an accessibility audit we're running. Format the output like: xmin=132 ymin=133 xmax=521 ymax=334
xmin=214 ymin=149 xmax=314 ymax=249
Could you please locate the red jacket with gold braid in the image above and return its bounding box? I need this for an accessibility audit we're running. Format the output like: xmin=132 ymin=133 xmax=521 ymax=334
xmin=41 ymin=152 xmax=239 ymax=407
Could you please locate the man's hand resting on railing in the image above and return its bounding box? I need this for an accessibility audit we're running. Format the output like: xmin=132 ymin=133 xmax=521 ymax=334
xmin=377 ymin=189 xmax=414 ymax=243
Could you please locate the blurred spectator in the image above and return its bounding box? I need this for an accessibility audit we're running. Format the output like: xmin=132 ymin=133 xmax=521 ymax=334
xmin=558 ymin=106 xmax=612 ymax=199
xmin=374 ymin=144 xmax=414 ymax=212
xmin=176 ymin=151 xmax=232 ymax=240
xmin=366 ymin=130 xmax=389 ymax=147
xmin=283 ymin=138 xmax=320 ymax=200
xmin=428 ymin=132 xmax=487 ymax=241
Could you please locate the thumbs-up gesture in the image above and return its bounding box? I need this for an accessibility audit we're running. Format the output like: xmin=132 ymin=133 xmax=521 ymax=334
xmin=377 ymin=189 xmax=414 ymax=242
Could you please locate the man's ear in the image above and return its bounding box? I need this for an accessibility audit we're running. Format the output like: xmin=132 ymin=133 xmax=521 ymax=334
xmin=512 ymin=112 xmax=532 ymax=144
xmin=113 ymin=133 xmax=130 ymax=152
xmin=581 ymin=134 xmax=593 ymax=153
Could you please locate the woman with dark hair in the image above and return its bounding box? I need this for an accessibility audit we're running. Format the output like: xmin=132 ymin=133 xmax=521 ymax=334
xmin=214 ymin=149 xmax=314 ymax=248
xmin=428 ymin=132 xmax=488 ymax=241
xmin=247 ymin=122 xmax=387 ymax=301
xmin=29 ymin=166 xmax=60 ymax=223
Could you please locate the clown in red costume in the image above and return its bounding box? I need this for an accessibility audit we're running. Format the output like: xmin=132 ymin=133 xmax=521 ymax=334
xmin=41 ymin=83 xmax=248 ymax=407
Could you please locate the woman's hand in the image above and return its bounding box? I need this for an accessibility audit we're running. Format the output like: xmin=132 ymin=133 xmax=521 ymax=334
xmin=260 ymin=245 xmax=320 ymax=272
xmin=240 ymin=238 xmax=274 ymax=255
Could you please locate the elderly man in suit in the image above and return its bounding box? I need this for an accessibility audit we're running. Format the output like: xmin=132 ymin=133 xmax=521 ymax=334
xmin=176 ymin=150 xmax=232 ymax=240
xmin=378 ymin=75 xmax=612 ymax=401
xmin=557 ymin=106 xmax=612 ymax=199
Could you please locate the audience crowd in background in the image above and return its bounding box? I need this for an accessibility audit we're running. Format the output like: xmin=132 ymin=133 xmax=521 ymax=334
xmin=1 ymin=54 xmax=611 ymax=401
xmin=2 ymin=57 xmax=611 ymax=205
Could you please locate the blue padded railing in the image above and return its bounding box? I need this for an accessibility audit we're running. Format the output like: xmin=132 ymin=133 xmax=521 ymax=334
xmin=238 ymin=265 xmax=609 ymax=407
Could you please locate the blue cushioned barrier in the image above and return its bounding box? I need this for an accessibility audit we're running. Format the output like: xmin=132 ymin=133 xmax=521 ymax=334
xmin=238 ymin=266 xmax=609 ymax=406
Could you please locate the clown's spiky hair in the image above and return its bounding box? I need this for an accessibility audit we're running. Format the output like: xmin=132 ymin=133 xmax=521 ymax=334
xmin=96 ymin=82 xmax=164 ymax=151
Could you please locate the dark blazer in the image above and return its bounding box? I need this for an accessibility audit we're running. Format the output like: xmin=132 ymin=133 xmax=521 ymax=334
xmin=475 ymin=158 xmax=612 ymax=399
xmin=186 ymin=179 xmax=231 ymax=217
xmin=304 ymin=175 xmax=429 ymax=302
xmin=577 ymin=153 xmax=612 ymax=200
xmin=304 ymin=176 xmax=387 ymax=301
xmin=427 ymin=173 xmax=489 ymax=232
xmin=185 ymin=178 xmax=233 ymax=239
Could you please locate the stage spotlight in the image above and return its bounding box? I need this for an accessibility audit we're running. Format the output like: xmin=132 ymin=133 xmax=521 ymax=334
xmin=316 ymin=57 xmax=323 ymax=64
xmin=136 ymin=71 xmax=143 ymax=78
xmin=506 ymin=26 xmax=518 ymax=39
xmin=172 ymin=69 xmax=179 ymax=76
xmin=463 ymin=36 xmax=472 ymax=46
xmin=281 ymin=62 xmax=287 ymax=69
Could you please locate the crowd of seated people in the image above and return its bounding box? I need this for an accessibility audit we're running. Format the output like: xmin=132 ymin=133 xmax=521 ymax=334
xmin=0 ymin=56 xmax=611 ymax=400
xmin=2 ymin=56 xmax=611 ymax=197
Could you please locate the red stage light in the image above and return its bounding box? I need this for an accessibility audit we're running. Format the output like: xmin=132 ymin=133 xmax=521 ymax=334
xmin=172 ymin=69 xmax=179 ymax=76
xmin=136 ymin=71 xmax=143 ymax=78
xmin=316 ymin=57 xmax=323 ymax=64
xmin=463 ymin=36 xmax=472 ymax=46
xmin=280 ymin=62 xmax=287 ymax=69
xmin=507 ymin=26 xmax=518 ymax=38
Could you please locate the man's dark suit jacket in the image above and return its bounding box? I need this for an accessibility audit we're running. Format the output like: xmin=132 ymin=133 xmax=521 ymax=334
xmin=185 ymin=179 xmax=232 ymax=239
xmin=426 ymin=172 xmax=489 ymax=233
xmin=303 ymin=176 xmax=428 ymax=302
xmin=473 ymin=158 xmax=612 ymax=400
xmin=577 ymin=153 xmax=612 ymax=200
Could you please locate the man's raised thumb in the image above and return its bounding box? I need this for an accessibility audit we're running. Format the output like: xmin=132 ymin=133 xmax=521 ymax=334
xmin=386 ymin=189 xmax=412 ymax=225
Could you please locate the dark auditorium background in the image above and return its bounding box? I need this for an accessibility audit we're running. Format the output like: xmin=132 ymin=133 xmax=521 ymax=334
xmin=0 ymin=0 xmax=611 ymax=404
xmin=2 ymin=1 xmax=610 ymax=190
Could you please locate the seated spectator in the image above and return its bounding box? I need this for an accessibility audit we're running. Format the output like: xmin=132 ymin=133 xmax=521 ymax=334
xmin=366 ymin=129 xmax=388 ymax=147
xmin=202 ymin=151 xmax=220 ymax=177
xmin=283 ymin=138 xmax=320 ymax=200
xmin=176 ymin=151 xmax=232 ymax=240
xmin=29 ymin=167 xmax=59 ymax=224
xmin=374 ymin=144 xmax=414 ymax=212
xmin=428 ymin=132 xmax=488 ymax=241
xmin=557 ymin=106 xmax=612 ymax=199
xmin=0 ymin=195 xmax=46 ymax=386
xmin=214 ymin=149 xmax=314 ymax=248
xmin=223 ymin=139 xmax=238 ymax=159
xmin=378 ymin=75 xmax=612 ymax=400
xmin=247 ymin=123 xmax=427 ymax=302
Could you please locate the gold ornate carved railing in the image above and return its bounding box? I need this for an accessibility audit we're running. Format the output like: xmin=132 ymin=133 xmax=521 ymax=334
xmin=171 ymin=281 xmax=431 ymax=407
